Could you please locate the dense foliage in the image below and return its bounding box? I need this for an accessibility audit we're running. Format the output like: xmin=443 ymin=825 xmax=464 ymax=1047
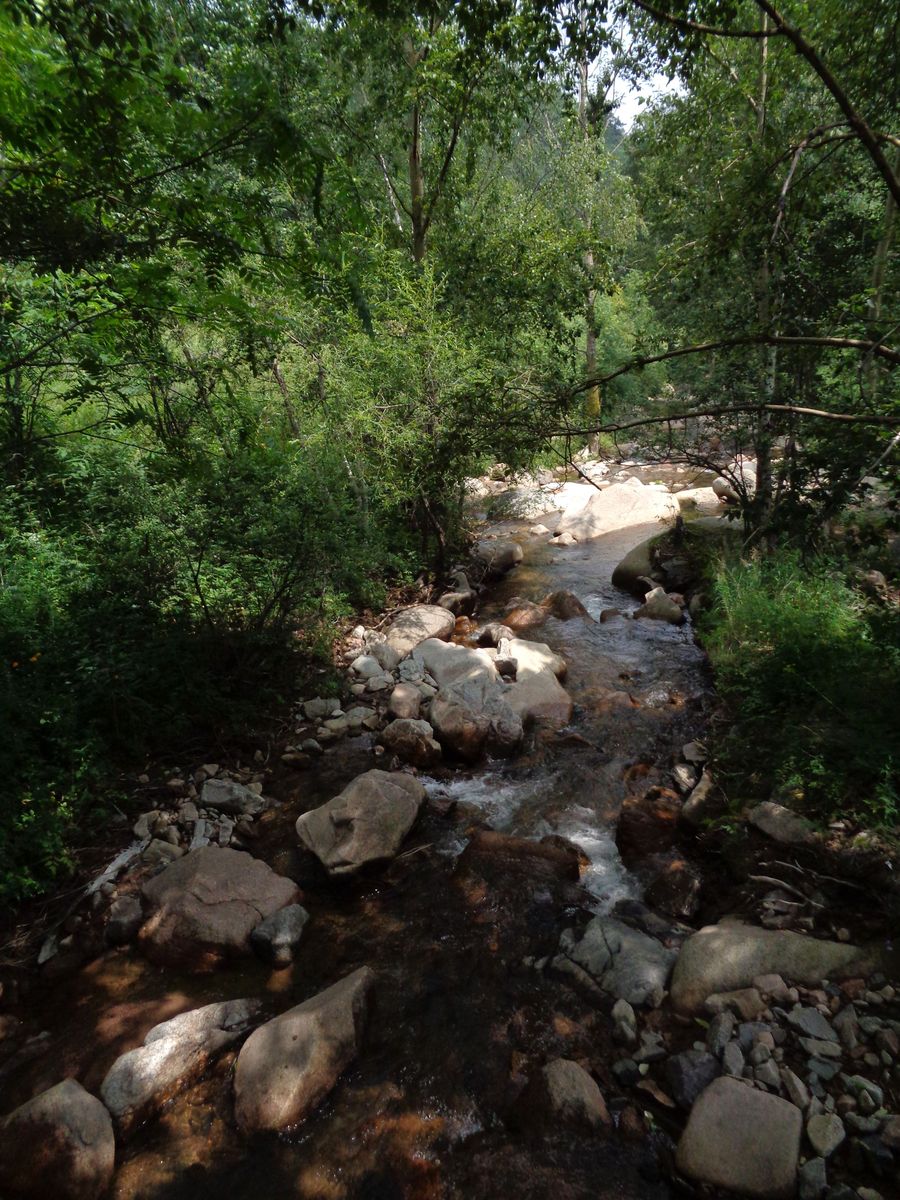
xmin=1 ymin=0 xmax=897 ymax=899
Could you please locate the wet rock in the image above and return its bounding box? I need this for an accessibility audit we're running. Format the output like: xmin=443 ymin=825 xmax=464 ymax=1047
xmin=799 ymin=1157 xmax=828 ymax=1200
xmin=200 ymin=778 xmax=266 ymax=818
xmin=139 ymin=847 xmax=299 ymax=970
xmin=379 ymin=718 xmax=442 ymax=767
xmin=541 ymin=590 xmax=591 ymax=621
xmin=616 ymin=790 xmax=680 ymax=862
xmin=555 ymin=916 xmax=677 ymax=1008
xmin=672 ymin=762 xmax=699 ymax=793
xmin=555 ymin=479 xmax=678 ymax=542
xmin=384 ymin=605 xmax=455 ymax=657
xmin=515 ymin=1058 xmax=611 ymax=1134
xmin=388 ymin=683 xmax=422 ymax=720
xmin=105 ymin=895 xmax=143 ymax=946
xmin=666 ymin=1049 xmax=720 ymax=1110
xmin=234 ymin=967 xmax=374 ymax=1133
xmin=550 ymin=531 xmax=578 ymax=546
xmin=296 ymin=770 xmax=425 ymax=876
xmin=612 ymin=1058 xmax=641 ymax=1087
xmin=101 ymin=998 xmax=262 ymax=1134
xmin=643 ymin=852 xmax=702 ymax=920
xmin=250 ymin=904 xmax=310 ymax=967
xmin=807 ymin=1113 xmax=845 ymax=1157
xmin=460 ymin=831 xmax=582 ymax=883
xmin=670 ymin=925 xmax=877 ymax=1014
xmin=473 ymin=539 xmax=524 ymax=578
xmin=0 ymin=1079 xmax=115 ymax=1200
xmin=675 ymin=1076 xmax=802 ymax=1199
xmin=635 ymin=586 xmax=684 ymax=625
xmin=611 ymin=537 xmax=664 ymax=597
xmin=748 ymin=801 xmax=817 ymax=846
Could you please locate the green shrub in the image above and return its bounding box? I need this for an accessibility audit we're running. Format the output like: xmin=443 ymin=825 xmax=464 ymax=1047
xmin=701 ymin=551 xmax=900 ymax=828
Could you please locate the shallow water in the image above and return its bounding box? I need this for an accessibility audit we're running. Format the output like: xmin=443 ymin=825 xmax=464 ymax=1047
xmin=7 ymin=468 xmax=714 ymax=1200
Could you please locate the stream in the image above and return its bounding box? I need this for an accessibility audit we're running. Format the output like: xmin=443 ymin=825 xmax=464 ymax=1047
xmin=4 ymin=465 xmax=718 ymax=1200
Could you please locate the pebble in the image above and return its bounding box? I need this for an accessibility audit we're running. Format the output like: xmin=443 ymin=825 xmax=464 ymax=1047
xmin=781 ymin=1067 xmax=810 ymax=1109
xmin=754 ymin=1059 xmax=781 ymax=1089
xmin=722 ymin=1041 xmax=744 ymax=1077
xmin=806 ymin=1113 xmax=845 ymax=1157
xmin=808 ymin=1058 xmax=840 ymax=1082
xmin=800 ymin=1037 xmax=842 ymax=1059
xmin=788 ymin=1006 xmax=838 ymax=1042
xmin=611 ymin=998 xmax=637 ymax=1047
xmin=612 ymin=1059 xmax=641 ymax=1087
xmin=706 ymin=1011 xmax=735 ymax=1058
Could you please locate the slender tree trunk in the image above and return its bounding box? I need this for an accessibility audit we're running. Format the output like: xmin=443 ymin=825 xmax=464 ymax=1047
xmin=409 ymin=100 xmax=427 ymax=263
xmin=753 ymin=15 xmax=776 ymax=536
xmin=578 ymin=12 xmax=600 ymax=453
xmin=866 ymin=146 xmax=900 ymax=398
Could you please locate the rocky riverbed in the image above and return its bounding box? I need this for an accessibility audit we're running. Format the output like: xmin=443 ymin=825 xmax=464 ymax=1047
xmin=1 ymin=457 xmax=898 ymax=1200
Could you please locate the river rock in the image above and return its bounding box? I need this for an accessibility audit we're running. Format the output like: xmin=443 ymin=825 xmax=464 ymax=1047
xmin=676 ymin=1076 xmax=801 ymax=1198
xmin=234 ymin=967 xmax=374 ymax=1132
xmin=666 ymin=1049 xmax=720 ymax=1110
xmin=679 ymin=768 xmax=722 ymax=826
xmin=367 ymin=640 xmax=401 ymax=672
xmin=473 ymin=539 xmax=524 ymax=578
xmin=0 ymin=1079 xmax=115 ymax=1200
xmin=505 ymin=638 xmax=573 ymax=727
xmin=384 ymin=606 xmax=455 ymax=657
xmin=388 ymin=683 xmax=422 ymax=720
xmin=555 ymin=479 xmax=678 ymax=542
xmin=611 ymin=536 xmax=665 ymax=597
xmin=670 ymin=925 xmax=877 ymax=1013
xmin=250 ymin=903 xmax=310 ymax=967
xmin=101 ymin=998 xmax=262 ymax=1134
xmin=807 ymin=1113 xmax=845 ymax=1157
xmin=414 ymin=639 xmax=523 ymax=760
xmin=199 ymin=777 xmax=266 ymax=817
xmin=296 ymin=770 xmax=425 ymax=875
xmin=380 ymin=718 xmax=441 ymax=767
xmin=515 ymin=1058 xmax=611 ymax=1133
xmin=555 ymin=916 xmax=677 ymax=1008
xmin=748 ymin=801 xmax=817 ymax=846
xmin=138 ymin=846 xmax=299 ymax=970
xmin=635 ymin=586 xmax=684 ymax=624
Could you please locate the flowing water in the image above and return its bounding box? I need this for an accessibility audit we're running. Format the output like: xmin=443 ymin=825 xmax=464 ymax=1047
xmin=5 ymin=469 xmax=716 ymax=1200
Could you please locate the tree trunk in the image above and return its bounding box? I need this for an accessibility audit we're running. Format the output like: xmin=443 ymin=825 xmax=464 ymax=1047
xmin=753 ymin=15 xmax=776 ymax=538
xmin=866 ymin=146 xmax=899 ymax=399
xmin=578 ymin=11 xmax=600 ymax=453
xmin=409 ymin=100 xmax=426 ymax=263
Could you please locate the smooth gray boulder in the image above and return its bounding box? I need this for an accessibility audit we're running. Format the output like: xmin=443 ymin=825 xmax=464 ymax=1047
xmin=634 ymin=586 xmax=684 ymax=624
xmin=473 ymin=538 xmax=524 ymax=578
xmin=295 ymin=770 xmax=425 ymax=875
xmin=670 ymin=924 xmax=879 ymax=1013
xmin=676 ymin=1076 xmax=801 ymax=1198
xmin=199 ymin=777 xmax=266 ymax=817
xmin=555 ymin=917 xmax=677 ymax=1008
xmin=250 ymin=904 xmax=310 ymax=967
xmin=414 ymin=638 xmax=522 ymax=760
xmin=555 ymin=479 xmax=678 ymax=541
xmin=504 ymin=638 xmax=572 ymax=728
xmin=138 ymin=846 xmax=300 ymax=970
xmin=388 ymin=683 xmax=421 ymax=720
xmin=0 ymin=1079 xmax=115 ymax=1200
xmin=101 ymin=998 xmax=262 ymax=1134
xmin=234 ymin=967 xmax=374 ymax=1132
xmin=384 ymin=606 xmax=455 ymax=657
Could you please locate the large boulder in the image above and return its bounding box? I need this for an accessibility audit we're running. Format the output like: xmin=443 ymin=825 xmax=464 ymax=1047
xmin=234 ymin=967 xmax=375 ymax=1132
xmin=384 ymin=605 xmax=455 ymax=657
xmin=138 ymin=846 xmax=300 ymax=970
xmin=473 ymin=539 xmax=524 ymax=579
xmin=379 ymin=718 xmax=441 ymax=768
xmin=611 ymin=538 xmax=665 ymax=597
xmin=295 ymin=770 xmax=425 ymax=875
xmin=634 ymin=586 xmax=684 ymax=624
xmin=554 ymin=917 xmax=678 ymax=1008
xmin=0 ymin=1079 xmax=115 ymax=1200
xmin=676 ymin=1076 xmax=801 ymax=1198
xmin=100 ymin=998 xmax=262 ymax=1135
xmin=670 ymin=925 xmax=881 ymax=1013
xmin=555 ymin=479 xmax=678 ymax=542
xmin=414 ymin=638 xmax=522 ymax=761
xmin=504 ymin=638 xmax=572 ymax=728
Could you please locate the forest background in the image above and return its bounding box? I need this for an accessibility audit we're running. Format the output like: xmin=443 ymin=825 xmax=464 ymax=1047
xmin=1 ymin=0 xmax=898 ymax=901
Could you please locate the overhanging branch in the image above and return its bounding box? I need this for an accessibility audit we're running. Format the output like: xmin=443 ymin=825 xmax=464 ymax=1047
xmin=554 ymin=403 xmax=900 ymax=440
